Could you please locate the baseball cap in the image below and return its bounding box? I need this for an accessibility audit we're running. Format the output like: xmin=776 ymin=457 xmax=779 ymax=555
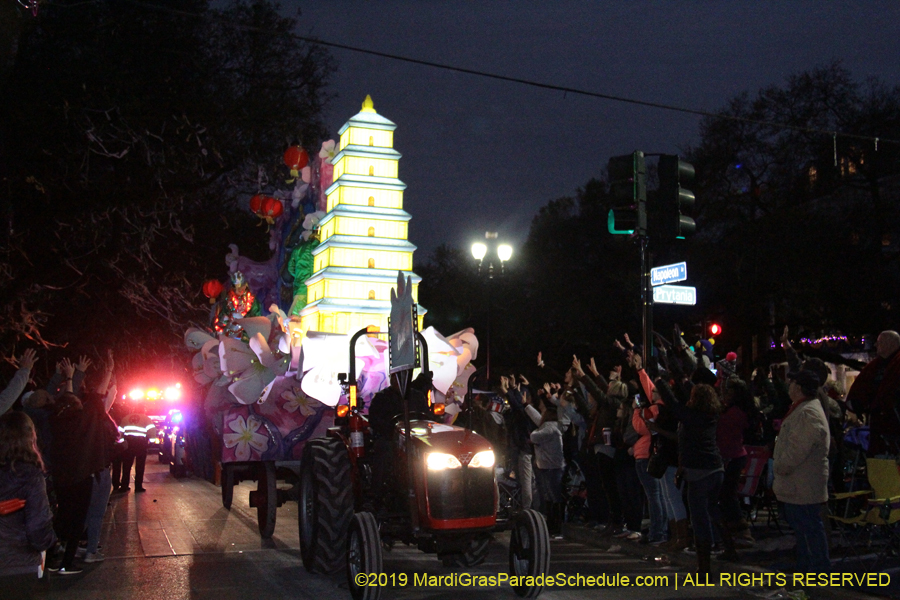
xmin=788 ymin=370 xmax=820 ymax=397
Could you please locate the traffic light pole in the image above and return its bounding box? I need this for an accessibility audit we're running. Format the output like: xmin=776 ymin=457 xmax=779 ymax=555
xmin=640 ymin=235 xmax=653 ymax=377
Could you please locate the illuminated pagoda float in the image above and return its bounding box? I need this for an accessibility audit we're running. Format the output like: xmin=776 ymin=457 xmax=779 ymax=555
xmin=298 ymin=95 xmax=426 ymax=336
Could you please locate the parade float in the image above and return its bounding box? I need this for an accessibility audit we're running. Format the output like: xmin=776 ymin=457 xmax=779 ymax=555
xmin=184 ymin=97 xmax=477 ymax=537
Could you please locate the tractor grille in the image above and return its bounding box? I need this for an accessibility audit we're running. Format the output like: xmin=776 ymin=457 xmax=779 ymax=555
xmin=426 ymin=466 xmax=494 ymax=520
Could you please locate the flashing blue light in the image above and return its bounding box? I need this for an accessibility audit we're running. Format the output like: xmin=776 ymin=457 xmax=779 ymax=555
xmin=171 ymin=412 xmax=183 ymax=424
xmin=735 ymin=163 xmax=742 ymax=169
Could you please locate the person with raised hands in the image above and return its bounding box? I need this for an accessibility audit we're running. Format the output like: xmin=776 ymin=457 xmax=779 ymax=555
xmin=0 ymin=349 xmax=38 ymax=416
xmin=571 ymin=355 xmax=628 ymax=536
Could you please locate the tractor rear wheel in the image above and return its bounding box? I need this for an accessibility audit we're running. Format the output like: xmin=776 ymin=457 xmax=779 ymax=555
xmin=347 ymin=512 xmax=382 ymax=600
xmin=299 ymin=437 xmax=353 ymax=574
xmin=509 ymin=509 xmax=550 ymax=598
xmin=449 ymin=533 xmax=492 ymax=567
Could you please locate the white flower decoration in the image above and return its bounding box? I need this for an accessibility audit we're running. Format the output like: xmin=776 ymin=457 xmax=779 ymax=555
xmin=223 ymin=415 xmax=269 ymax=461
xmin=219 ymin=336 xmax=277 ymax=404
xmin=302 ymin=210 xmax=326 ymax=241
xmin=281 ymin=386 xmax=314 ymax=416
xmin=318 ymin=139 xmax=337 ymax=164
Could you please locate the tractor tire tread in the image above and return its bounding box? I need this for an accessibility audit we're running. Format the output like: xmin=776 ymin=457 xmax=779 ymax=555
xmin=301 ymin=438 xmax=354 ymax=574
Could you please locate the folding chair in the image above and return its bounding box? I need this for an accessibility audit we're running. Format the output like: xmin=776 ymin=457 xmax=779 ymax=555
xmin=829 ymin=486 xmax=874 ymax=565
xmin=497 ymin=472 xmax=522 ymax=519
xmin=737 ymin=445 xmax=782 ymax=531
xmin=829 ymin=457 xmax=900 ymax=568
xmin=562 ymin=459 xmax=587 ymax=523
xmin=861 ymin=458 xmax=900 ymax=567
xmin=842 ymin=426 xmax=869 ymax=493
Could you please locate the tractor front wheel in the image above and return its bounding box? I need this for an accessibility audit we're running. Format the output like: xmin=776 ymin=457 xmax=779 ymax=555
xmin=347 ymin=512 xmax=383 ymax=600
xmin=509 ymin=509 xmax=551 ymax=598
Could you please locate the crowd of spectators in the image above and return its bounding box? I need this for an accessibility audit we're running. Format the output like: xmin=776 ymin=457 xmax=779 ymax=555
xmin=0 ymin=349 xmax=152 ymax=584
xmin=468 ymin=327 xmax=900 ymax=575
xmin=1 ymin=326 xmax=898 ymax=583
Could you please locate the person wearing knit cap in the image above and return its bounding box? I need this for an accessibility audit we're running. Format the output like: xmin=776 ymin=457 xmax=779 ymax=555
xmin=717 ymin=352 xmax=739 ymax=380
xmin=692 ymin=366 xmax=718 ymax=387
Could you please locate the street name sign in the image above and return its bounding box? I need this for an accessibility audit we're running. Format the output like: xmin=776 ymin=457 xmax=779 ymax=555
xmin=650 ymin=262 xmax=687 ymax=287
xmin=653 ymin=284 xmax=696 ymax=306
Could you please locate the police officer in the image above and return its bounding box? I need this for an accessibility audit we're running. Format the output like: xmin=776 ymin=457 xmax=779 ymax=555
xmin=116 ymin=404 xmax=156 ymax=493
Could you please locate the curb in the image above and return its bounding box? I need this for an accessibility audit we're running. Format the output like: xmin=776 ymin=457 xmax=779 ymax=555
xmin=562 ymin=523 xmax=888 ymax=600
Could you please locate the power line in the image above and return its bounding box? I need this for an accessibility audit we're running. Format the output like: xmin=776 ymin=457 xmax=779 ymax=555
xmin=66 ymin=0 xmax=900 ymax=147
xmin=295 ymin=36 xmax=899 ymax=147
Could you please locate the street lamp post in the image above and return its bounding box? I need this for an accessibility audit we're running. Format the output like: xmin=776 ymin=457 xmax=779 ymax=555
xmin=471 ymin=232 xmax=512 ymax=380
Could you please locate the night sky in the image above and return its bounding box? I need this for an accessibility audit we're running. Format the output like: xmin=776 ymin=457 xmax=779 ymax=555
xmin=291 ymin=1 xmax=900 ymax=258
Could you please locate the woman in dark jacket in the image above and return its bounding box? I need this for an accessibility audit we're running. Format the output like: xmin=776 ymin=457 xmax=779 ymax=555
xmin=717 ymin=377 xmax=759 ymax=554
xmin=81 ymin=391 xmax=120 ymax=562
xmin=0 ymin=411 xmax=56 ymax=583
xmin=49 ymin=393 xmax=96 ymax=574
xmin=654 ymin=381 xmax=723 ymax=574
xmin=572 ymin=357 xmax=626 ymax=534
xmin=636 ymin=368 xmax=688 ymax=550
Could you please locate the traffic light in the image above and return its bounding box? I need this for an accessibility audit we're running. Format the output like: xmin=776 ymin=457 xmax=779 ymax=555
xmin=709 ymin=323 xmax=721 ymax=336
xmin=607 ymin=151 xmax=647 ymax=236
xmin=656 ymin=154 xmax=696 ymax=239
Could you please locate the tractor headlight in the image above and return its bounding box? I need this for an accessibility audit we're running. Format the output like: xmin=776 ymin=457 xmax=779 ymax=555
xmin=468 ymin=450 xmax=495 ymax=469
xmin=426 ymin=452 xmax=462 ymax=471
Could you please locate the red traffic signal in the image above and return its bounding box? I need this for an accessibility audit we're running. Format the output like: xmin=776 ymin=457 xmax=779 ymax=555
xmin=709 ymin=323 xmax=722 ymax=336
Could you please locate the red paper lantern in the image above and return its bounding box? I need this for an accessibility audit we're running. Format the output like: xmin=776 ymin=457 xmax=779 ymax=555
xmin=262 ymin=197 xmax=283 ymax=220
xmin=283 ymin=146 xmax=309 ymax=170
xmin=249 ymin=194 xmax=266 ymax=215
xmin=202 ymin=279 xmax=224 ymax=304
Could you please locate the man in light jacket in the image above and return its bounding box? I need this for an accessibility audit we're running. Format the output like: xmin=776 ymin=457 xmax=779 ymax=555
xmin=773 ymin=369 xmax=830 ymax=573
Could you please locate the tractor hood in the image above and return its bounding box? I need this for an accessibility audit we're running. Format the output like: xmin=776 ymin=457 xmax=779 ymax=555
xmin=399 ymin=420 xmax=493 ymax=458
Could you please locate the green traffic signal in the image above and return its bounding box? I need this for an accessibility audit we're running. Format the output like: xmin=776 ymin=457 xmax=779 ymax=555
xmin=608 ymin=208 xmax=636 ymax=234
xmin=607 ymin=151 xmax=647 ymax=236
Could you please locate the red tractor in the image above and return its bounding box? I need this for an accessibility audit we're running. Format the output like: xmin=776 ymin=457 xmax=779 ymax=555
xmin=298 ymin=328 xmax=550 ymax=600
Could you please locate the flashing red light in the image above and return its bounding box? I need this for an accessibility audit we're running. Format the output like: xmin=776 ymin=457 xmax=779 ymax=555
xmin=128 ymin=384 xmax=183 ymax=402
xmin=709 ymin=323 xmax=722 ymax=336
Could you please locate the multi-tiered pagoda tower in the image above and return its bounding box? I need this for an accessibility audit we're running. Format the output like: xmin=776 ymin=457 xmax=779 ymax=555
xmin=298 ymin=96 xmax=426 ymax=335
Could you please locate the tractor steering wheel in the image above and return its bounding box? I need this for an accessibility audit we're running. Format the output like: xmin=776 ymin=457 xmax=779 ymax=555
xmin=391 ymin=411 xmax=434 ymax=425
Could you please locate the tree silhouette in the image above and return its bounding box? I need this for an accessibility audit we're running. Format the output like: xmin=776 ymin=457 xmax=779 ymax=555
xmin=0 ymin=0 xmax=334 ymax=381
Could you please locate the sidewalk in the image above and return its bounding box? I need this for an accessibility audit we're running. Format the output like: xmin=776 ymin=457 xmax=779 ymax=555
xmin=562 ymin=519 xmax=898 ymax=600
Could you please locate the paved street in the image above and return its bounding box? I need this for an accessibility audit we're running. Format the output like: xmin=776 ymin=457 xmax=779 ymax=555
xmin=16 ymin=461 xmax=885 ymax=600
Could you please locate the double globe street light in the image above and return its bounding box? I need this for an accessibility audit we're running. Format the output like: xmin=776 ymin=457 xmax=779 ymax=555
xmin=471 ymin=232 xmax=512 ymax=379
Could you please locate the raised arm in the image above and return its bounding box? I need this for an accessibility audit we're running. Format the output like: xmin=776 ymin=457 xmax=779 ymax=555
xmin=60 ymin=358 xmax=75 ymax=394
xmin=0 ymin=349 xmax=37 ymax=415
xmin=781 ymin=326 xmax=802 ymax=373
xmin=97 ymin=350 xmax=115 ymax=395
